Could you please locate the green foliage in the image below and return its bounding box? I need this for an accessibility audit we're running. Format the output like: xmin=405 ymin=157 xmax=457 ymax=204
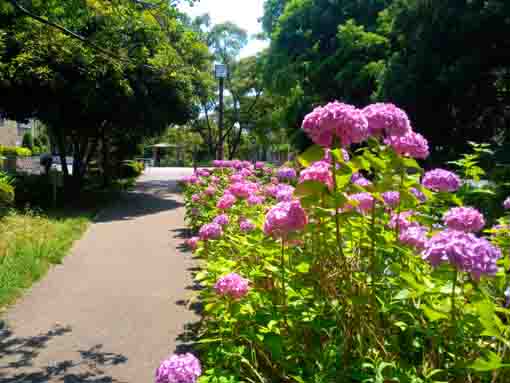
xmin=0 ymin=145 xmax=32 ymax=157
xmin=0 ymin=171 xmax=14 ymax=210
xmin=261 ymin=0 xmax=510 ymax=160
xmin=21 ymin=131 xmax=32 ymax=150
xmin=0 ymin=209 xmax=90 ymax=307
xmin=120 ymin=160 xmax=144 ymax=179
xmin=182 ymin=143 xmax=510 ymax=382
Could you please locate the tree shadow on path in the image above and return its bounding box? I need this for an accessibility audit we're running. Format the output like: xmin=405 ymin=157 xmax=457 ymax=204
xmin=0 ymin=322 xmax=128 ymax=383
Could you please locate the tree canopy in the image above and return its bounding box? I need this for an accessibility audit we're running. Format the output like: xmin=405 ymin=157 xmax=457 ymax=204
xmin=262 ymin=0 xmax=510 ymax=160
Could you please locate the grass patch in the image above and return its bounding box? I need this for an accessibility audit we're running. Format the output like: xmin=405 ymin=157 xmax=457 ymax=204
xmin=0 ymin=209 xmax=91 ymax=308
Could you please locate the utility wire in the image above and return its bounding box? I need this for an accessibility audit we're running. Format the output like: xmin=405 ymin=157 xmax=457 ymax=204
xmin=7 ymin=0 xmax=165 ymax=73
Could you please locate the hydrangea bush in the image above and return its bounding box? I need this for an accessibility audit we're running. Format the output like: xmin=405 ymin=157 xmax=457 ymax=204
xmin=172 ymin=102 xmax=510 ymax=383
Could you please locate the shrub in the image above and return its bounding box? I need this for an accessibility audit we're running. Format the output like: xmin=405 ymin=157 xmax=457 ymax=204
xmin=22 ymin=131 xmax=32 ymax=150
xmin=176 ymin=103 xmax=510 ymax=383
xmin=120 ymin=160 xmax=144 ymax=178
xmin=0 ymin=145 xmax=32 ymax=157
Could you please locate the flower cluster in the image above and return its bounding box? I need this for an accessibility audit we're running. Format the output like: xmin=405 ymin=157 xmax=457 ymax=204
xmin=302 ymin=102 xmax=369 ymax=147
xmin=264 ymin=200 xmax=308 ymax=238
xmin=504 ymin=197 xmax=510 ymax=210
xmin=299 ymin=161 xmax=333 ymax=190
xmin=229 ymin=182 xmax=259 ymax=198
xmin=213 ymin=214 xmax=230 ymax=226
xmin=423 ymin=230 xmax=501 ymax=280
xmin=399 ymin=225 xmax=428 ymax=250
xmin=239 ymin=219 xmax=256 ymax=232
xmin=422 ymin=169 xmax=461 ymax=192
xmin=362 ymin=103 xmax=411 ymax=137
xmin=217 ymin=193 xmax=236 ymax=210
xmin=155 ymin=353 xmax=202 ymax=383
xmin=384 ymin=131 xmax=429 ymax=159
xmin=214 ymin=273 xmax=250 ymax=299
xmin=277 ymin=167 xmax=297 ymax=180
xmin=199 ymin=223 xmax=223 ymax=241
xmin=382 ymin=191 xmax=400 ymax=208
xmin=347 ymin=192 xmax=375 ymax=214
xmin=184 ymin=237 xmax=200 ymax=251
xmin=443 ymin=207 xmax=485 ymax=232
xmin=351 ymin=172 xmax=372 ymax=187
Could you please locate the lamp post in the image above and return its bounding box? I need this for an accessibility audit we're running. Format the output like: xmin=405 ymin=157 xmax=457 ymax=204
xmin=215 ymin=64 xmax=227 ymax=160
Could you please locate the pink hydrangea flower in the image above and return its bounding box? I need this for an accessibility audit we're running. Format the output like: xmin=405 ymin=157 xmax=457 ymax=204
xmin=217 ymin=193 xmax=236 ymax=210
xmin=422 ymin=169 xmax=461 ymax=192
xmin=214 ymin=273 xmax=249 ymax=299
xmin=230 ymin=173 xmax=244 ymax=183
xmin=239 ymin=219 xmax=256 ymax=232
xmin=399 ymin=225 xmax=428 ymax=250
xmin=264 ymin=200 xmax=308 ymax=238
xmin=263 ymin=167 xmax=274 ymax=175
xmin=504 ymin=197 xmax=510 ymax=210
xmin=299 ymin=161 xmax=333 ymax=190
xmin=203 ymin=186 xmax=216 ymax=196
xmin=276 ymin=184 xmax=295 ymax=202
xmin=247 ymin=194 xmax=265 ymax=206
xmin=185 ymin=236 xmax=200 ymax=251
xmin=382 ymin=191 xmax=400 ymax=208
xmin=155 ymin=353 xmax=201 ymax=383
xmin=423 ymin=230 xmax=501 ymax=280
xmin=443 ymin=207 xmax=485 ymax=232
xmin=302 ymin=101 xmax=369 ymax=147
xmin=255 ymin=161 xmax=265 ymax=169
xmin=384 ymin=131 xmax=429 ymax=159
xmin=213 ymin=214 xmax=230 ymax=226
xmin=196 ymin=169 xmax=210 ymax=177
xmin=191 ymin=194 xmax=201 ymax=203
xmin=346 ymin=193 xmax=375 ymax=214
xmin=362 ymin=103 xmax=411 ymax=137
xmin=389 ymin=211 xmax=416 ymax=230
xmin=351 ymin=172 xmax=372 ymax=187
xmin=199 ymin=223 xmax=223 ymax=240
xmin=229 ymin=182 xmax=259 ymax=198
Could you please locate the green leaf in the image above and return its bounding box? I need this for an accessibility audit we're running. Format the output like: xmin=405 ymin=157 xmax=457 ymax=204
xmin=470 ymin=351 xmax=508 ymax=372
xmin=298 ymin=145 xmax=325 ymax=167
xmin=295 ymin=262 xmax=310 ymax=273
xmin=264 ymin=334 xmax=283 ymax=360
xmin=294 ymin=180 xmax=327 ymax=197
xmin=422 ymin=305 xmax=449 ymax=321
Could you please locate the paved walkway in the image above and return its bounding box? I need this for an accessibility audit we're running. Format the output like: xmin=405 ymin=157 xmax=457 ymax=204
xmin=0 ymin=168 xmax=198 ymax=383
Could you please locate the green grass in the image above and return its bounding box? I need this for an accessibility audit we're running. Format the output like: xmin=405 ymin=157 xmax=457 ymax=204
xmin=0 ymin=210 xmax=92 ymax=308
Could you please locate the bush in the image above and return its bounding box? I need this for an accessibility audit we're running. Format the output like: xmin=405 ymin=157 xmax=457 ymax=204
xmin=174 ymin=104 xmax=510 ymax=383
xmin=12 ymin=174 xmax=52 ymax=207
xmin=0 ymin=171 xmax=14 ymax=209
xmin=22 ymin=131 xmax=32 ymax=150
xmin=0 ymin=145 xmax=32 ymax=157
xmin=119 ymin=160 xmax=144 ymax=178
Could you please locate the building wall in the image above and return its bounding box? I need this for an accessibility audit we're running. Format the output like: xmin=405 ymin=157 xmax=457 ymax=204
xmin=0 ymin=119 xmax=18 ymax=147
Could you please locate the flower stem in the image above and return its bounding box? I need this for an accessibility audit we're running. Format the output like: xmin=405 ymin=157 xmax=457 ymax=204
xmin=281 ymin=238 xmax=289 ymax=330
xmin=330 ymin=150 xmax=345 ymax=263
xmin=451 ymin=269 xmax=458 ymax=323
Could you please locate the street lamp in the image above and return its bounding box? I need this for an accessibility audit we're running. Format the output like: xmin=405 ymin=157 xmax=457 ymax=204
xmin=215 ymin=64 xmax=227 ymax=160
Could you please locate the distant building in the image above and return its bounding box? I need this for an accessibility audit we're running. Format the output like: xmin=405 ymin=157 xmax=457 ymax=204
xmin=0 ymin=117 xmax=35 ymax=147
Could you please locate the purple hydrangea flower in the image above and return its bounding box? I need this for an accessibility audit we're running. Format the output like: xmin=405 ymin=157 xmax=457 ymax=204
xmin=199 ymin=223 xmax=223 ymax=241
xmin=399 ymin=225 xmax=428 ymax=250
xmin=184 ymin=237 xmax=200 ymax=251
xmin=247 ymin=194 xmax=265 ymax=206
xmin=351 ymin=172 xmax=372 ymax=187
xmin=410 ymin=187 xmax=427 ymax=203
xmin=203 ymin=186 xmax=216 ymax=196
xmin=422 ymin=169 xmax=461 ymax=192
xmin=389 ymin=211 xmax=416 ymax=230
xmin=155 ymin=353 xmax=201 ymax=383
xmin=277 ymin=167 xmax=297 ymax=180
xmin=229 ymin=182 xmax=259 ymax=199
xmin=214 ymin=273 xmax=249 ymax=299
xmin=239 ymin=219 xmax=256 ymax=232
xmin=213 ymin=214 xmax=230 ymax=226
xmin=276 ymin=184 xmax=295 ymax=202
xmin=422 ymin=230 xmax=501 ymax=280
xmin=191 ymin=194 xmax=201 ymax=203
xmin=504 ymin=197 xmax=510 ymax=210
xmin=443 ymin=207 xmax=485 ymax=232
xmin=362 ymin=103 xmax=411 ymax=137
xmin=255 ymin=161 xmax=265 ymax=169
xmin=382 ymin=191 xmax=400 ymax=208
xmin=264 ymin=200 xmax=308 ymax=238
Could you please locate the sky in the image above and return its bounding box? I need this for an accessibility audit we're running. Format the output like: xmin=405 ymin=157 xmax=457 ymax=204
xmin=178 ymin=0 xmax=269 ymax=58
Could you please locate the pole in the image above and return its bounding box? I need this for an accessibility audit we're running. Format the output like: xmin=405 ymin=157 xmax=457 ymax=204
xmin=218 ymin=77 xmax=224 ymax=160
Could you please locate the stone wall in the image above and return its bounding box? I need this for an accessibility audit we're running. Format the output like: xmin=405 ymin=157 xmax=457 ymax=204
xmin=0 ymin=120 xmax=19 ymax=147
